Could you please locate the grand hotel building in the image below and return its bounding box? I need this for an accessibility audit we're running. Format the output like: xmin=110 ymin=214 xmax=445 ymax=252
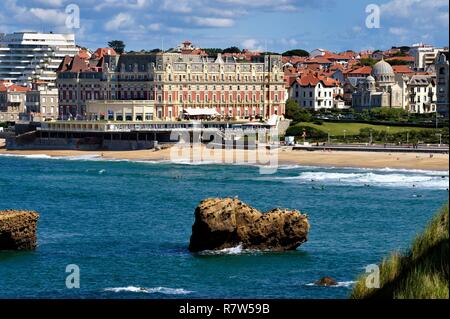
xmin=56 ymin=49 xmax=285 ymax=121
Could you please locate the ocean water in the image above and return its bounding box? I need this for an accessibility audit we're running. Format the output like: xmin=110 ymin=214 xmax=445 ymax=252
xmin=0 ymin=154 xmax=448 ymax=299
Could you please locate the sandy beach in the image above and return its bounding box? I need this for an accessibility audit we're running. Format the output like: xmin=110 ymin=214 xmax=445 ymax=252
xmin=0 ymin=139 xmax=448 ymax=171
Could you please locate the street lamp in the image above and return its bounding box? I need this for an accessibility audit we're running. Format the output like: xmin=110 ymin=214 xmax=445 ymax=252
xmin=436 ymin=133 xmax=442 ymax=147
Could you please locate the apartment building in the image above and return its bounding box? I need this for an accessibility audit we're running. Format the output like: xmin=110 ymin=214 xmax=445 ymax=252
xmin=0 ymin=32 xmax=78 ymax=87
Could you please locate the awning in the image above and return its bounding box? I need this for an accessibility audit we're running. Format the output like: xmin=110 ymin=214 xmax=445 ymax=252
xmin=266 ymin=115 xmax=279 ymax=126
xmin=183 ymin=108 xmax=220 ymax=116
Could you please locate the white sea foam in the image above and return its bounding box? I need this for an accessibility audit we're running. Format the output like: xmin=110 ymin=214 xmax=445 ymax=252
xmin=271 ymin=171 xmax=448 ymax=190
xmin=0 ymin=153 xmax=53 ymax=159
xmin=98 ymin=169 xmax=106 ymax=174
xmin=104 ymin=286 xmax=192 ymax=295
xmin=197 ymin=244 xmax=267 ymax=255
xmin=305 ymin=281 xmax=356 ymax=288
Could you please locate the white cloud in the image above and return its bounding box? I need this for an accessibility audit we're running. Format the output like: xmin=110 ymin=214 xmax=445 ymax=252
xmin=95 ymin=0 xmax=149 ymax=11
xmin=160 ymin=0 xmax=194 ymax=13
xmin=29 ymin=8 xmax=66 ymax=24
xmin=34 ymin=0 xmax=65 ymax=7
xmin=389 ymin=27 xmax=408 ymax=36
xmin=381 ymin=0 xmax=449 ymax=25
xmin=148 ymin=23 xmax=161 ymax=31
xmin=187 ymin=16 xmax=234 ymax=28
xmin=104 ymin=13 xmax=134 ymax=31
xmin=241 ymin=39 xmax=265 ymax=51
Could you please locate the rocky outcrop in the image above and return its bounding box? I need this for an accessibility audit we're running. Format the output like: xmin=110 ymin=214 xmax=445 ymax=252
xmin=315 ymin=277 xmax=338 ymax=287
xmin=0 ymin=210 xmax=39 ymax=250
xmin=188 ymin=198 xmax=309 ymax=252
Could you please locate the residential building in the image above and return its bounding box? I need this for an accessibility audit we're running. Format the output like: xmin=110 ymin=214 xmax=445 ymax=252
xmin=0 ymin=32 xmax=78 ymax=87
xmin=289 ymin=71 xmax=345 ymax=111
xmin=0 ymin=82 xmax=30 ymax=121
xmin=406 ymin=75 xmax=437 ymax=114
xmin=25 ymin=81 xmax=59 ymax=121
xmin=409 ymin=43 xmax=442 ymax=71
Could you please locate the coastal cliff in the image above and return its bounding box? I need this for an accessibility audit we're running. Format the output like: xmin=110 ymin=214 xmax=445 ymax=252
xmin=0 ymin=210 xmax=39 ymax=250
xmin=188 ymin=198 xmax=309 ymax=252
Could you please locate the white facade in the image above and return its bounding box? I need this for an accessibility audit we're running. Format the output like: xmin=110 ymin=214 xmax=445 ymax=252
xmin=0 ymin=32 xmax=78 ymax=86
xmin=409 ymin=44 xmax=441 ymax=71
xmin=290 ymin=81 xmax=344 ymax=111
xmin=407 ymin=75 xmax=437 ymax=114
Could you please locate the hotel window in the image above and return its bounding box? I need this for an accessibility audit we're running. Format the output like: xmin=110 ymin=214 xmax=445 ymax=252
xmin=196 ymin=95 xmax=200 ymax=103
xmin=179 ymin=95 xmax=183 ymax=103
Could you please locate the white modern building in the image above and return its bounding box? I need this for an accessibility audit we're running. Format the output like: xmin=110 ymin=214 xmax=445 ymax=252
xmin=0 ymin=32 xmax=78 ymax=87
xmin=409 ymin=43 xmax=443 ymax=72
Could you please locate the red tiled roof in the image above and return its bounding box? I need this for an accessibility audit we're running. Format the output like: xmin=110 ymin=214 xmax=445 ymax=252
xmin=348 ymin=66 xmax=372 ymax=75
xmin=0 ymin=84 xmax=30 ymax=92
xmin=393 ymin=65 xmax=414 ymax=74
xmin=92 ymin=48 xmax=117 ymax=59
xmin=386 ymin=56 xmax=415 ymax=62
xmin=56 ymin=54 xmax=90 ymax=73
xmin=305 ymin=57 xmax=332 ymax=64
xmin=296 ymin=71 xmax=339 ymax=87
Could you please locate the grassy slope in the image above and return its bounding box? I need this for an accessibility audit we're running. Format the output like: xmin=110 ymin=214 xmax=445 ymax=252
xmin=296 ymin=122 xmax=434 ymax=136
xmin=351 ymin=204 xmax=449 ymax=299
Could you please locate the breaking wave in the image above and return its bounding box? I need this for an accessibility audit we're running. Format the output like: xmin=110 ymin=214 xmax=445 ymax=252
xmin=272 ymin=171 xmax=448 ymax=190
xmin=197 ymin=244 xmax=263 ymax=255
xmin=305 ymin=281 xmax=356 ymax=288
xmin=104 ymin=286 xmax=192 ymax=295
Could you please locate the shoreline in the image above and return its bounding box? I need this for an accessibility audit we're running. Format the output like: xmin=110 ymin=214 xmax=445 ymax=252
xmin=0 ymin=141 xmax=448 ymax=172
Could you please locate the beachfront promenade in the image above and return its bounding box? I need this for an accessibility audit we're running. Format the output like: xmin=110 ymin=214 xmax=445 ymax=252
xmin=292 ymin=144 xmax=449 ymax=154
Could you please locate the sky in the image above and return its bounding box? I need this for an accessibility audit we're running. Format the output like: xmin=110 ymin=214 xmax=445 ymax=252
xmin=0 ymin=0 xmax=448 ymax=53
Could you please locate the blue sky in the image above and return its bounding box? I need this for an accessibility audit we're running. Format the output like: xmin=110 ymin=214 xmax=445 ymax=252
xmin=1 ymin=0 xmax=448 ymax=53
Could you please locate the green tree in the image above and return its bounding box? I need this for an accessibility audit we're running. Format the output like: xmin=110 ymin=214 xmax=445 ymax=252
xmin=285 ymin=99 xmax=312 ymax=124
xmin=359 ymin=58 xmax=378 ymax=66
xmin=203 ymin=48 xmax=223 ymax=57
xmin=108 ymin=40 xmax=126 ymax=54
xmin=223 ymin=46 xmax=241 ymax=54
xmin=282 ymin=49 xmax=310 ymax=57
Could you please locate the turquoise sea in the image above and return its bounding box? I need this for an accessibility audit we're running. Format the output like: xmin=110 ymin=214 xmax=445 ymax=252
xmin=0 ymin=154 xmax=448 ymax=299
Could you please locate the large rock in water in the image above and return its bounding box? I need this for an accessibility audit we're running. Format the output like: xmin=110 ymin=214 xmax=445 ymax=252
xmin=0 ymin=210 xmax=39 ymax=250
xmin=188 ymin=198 xmax=309 ymax=252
